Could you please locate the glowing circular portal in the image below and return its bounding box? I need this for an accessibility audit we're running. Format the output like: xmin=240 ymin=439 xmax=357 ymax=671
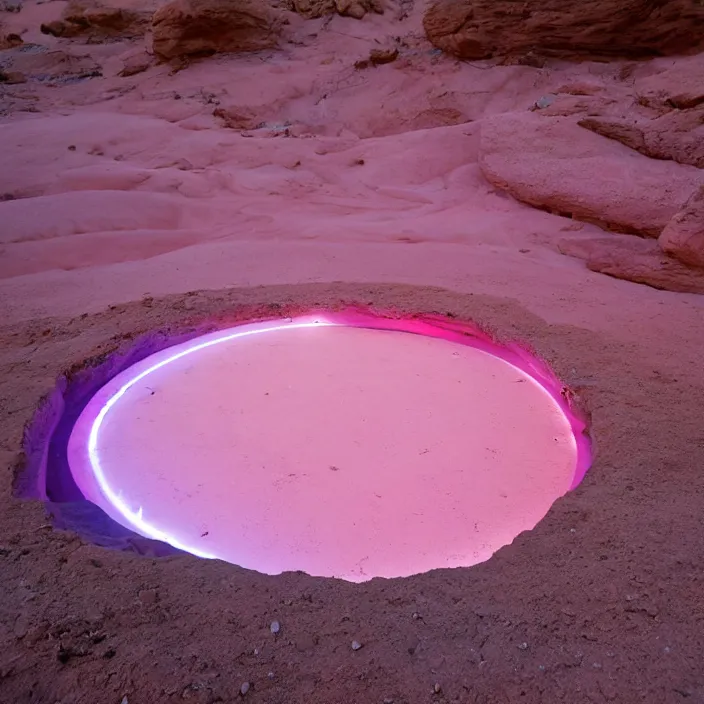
xmin=67 ymin=315 xmax=585 ymax=581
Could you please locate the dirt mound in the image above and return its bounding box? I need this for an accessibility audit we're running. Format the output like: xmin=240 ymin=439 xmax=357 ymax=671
xmin=423 ymin=0 xmax=704 ymax=60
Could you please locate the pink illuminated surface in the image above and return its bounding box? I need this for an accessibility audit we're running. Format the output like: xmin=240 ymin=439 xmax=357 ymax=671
xmin=67 ymin=315 xmax=586 ymax=581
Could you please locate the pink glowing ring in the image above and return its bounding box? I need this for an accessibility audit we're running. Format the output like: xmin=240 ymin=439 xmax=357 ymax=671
xmin=66 ymin=310 xmax=591 ymax=568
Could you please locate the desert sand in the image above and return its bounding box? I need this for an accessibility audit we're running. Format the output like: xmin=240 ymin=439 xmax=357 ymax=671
xmin=1 ymin=0 xmax=704 ymax=702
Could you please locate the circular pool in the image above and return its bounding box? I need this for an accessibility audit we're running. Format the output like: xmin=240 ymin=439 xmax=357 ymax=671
xmin=64 ymin=313 xmax=589 ymax=581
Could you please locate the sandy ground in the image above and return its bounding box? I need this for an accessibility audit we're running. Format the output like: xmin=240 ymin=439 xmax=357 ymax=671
xmin=2 ymin=0 xmax=704 ymax=702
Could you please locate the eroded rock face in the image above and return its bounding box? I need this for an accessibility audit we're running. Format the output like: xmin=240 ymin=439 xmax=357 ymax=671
xmin=423 ymin=0 xmax=704 ymax=61
xmin=152 ymin=0 xmax=281 ymax=60
xmin=40 ymin=0 xmax=152 ymax=39
xmin=117 ymin=48 xmax=154 ymax=77
xmin=0 ymin=44 xmax=102 ymax=84
xmin=659 ymin=186 xmax=704 ymax=269
xmin=637 ymin=54 xmax=704 ymax=111
xmin=478 ymin=112 xmax=704 ymax=238
xmin=559 ymin=237 xmax=704 ymax=295
xmin=286 ymin=0 xmax=382 ymax=19
xmin=578 ymin=108 xmax=704 ymax=170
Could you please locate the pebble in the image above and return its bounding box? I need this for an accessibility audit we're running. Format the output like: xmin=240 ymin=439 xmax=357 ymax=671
xmin=351 ymin=640 xmax=363 ymax=651
xmin=121 ymin=697 xmax=128 ymax=704
xmin=270 ymin=620 xmax=280 ymax=634
xmin=433 ymin=683 xmax=442 ymax=694
xmin=267 ymin=672 xmax=275 ymax=680
xmin=13 ymin=614 xmax=29 ymax=639
xmin=240 ymin=682 xmax=250 ymax=696
xmin=369 ymin=47 xmax=399 ymax=66
xmin=518 ymin=642 xmax=529 ymax=650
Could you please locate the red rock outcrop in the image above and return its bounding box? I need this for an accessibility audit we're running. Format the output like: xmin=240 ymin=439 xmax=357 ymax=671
xmin=152 ymin=0 xmax=281 ymax=61
xmin=559 ymin=236 xmax=704 ymax=295
xmin=659 ymin=186 xmax=704 ymax=269
xmin=287 ymin=0 xmax=382 ymax=20
xmin=578 ymin=109 xmax=704 ymax=170
xmin=40 ymin=0 xmax=152 ymax=39
xmin=478 ymin=112 xmax=704 ymax=238
xmin=574 ymin=55 xmax=704 ymax=170
xmin=423 ymin=0 xmax=704 ymax=61
xmin=0 ymin=44 xmax=102 ymax=83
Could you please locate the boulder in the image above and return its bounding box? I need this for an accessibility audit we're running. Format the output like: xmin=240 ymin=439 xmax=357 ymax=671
xmin=0 ymin=69 xmax=25 ymax=83
xmin=334 ymin=0 xmax=382 ymax=18
xmin=659 ymin=186 xmax=704 ymax=269
xmin=287 ymin=0 xmax=382 ymax=19
xmin=0 ymin=31 xmax=22 ymax=50
xmin=559 ymin=236 xmax=704 ymax=295
xmin=478 ymin=112 xmax=704 ymax=237
xmin=152 ymin=0 xmax=281 ymax=61
xmin=40 ymin=0 xmax=151 ymax=39
xmin=354 ymin=45 xmax=398 ymax=69
xmin=423 ymin=0 xmax=704 ymax=61
xmin=286 ymin=0 xmax=333 ymax=17
xmin=117 ymin=49 xmax=154 ymax=77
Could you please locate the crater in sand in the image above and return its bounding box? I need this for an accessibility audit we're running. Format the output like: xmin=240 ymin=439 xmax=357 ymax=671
xmin=63 ymin=313 xmax=589 ymax=581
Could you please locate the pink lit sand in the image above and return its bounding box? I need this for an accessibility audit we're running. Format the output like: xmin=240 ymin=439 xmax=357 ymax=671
xmin=67 ymin=317 xmax=578 ymax=581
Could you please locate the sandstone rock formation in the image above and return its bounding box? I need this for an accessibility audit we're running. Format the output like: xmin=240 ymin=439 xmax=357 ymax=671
xmin=0 ymin=44 xmax=102 ymax=83
xmin=478 ymin=112 xmax=704 ymax=238
xmin=354 ymin=45 xmax=398 ymax=69
xmin=636 ymin=54 xmax=704 ymax=110
xmin=40 ymin=0 xmax=152 ymax=39
xmin=152 ymin=0 xmax=281 ymax=61
xmin=423 ymin=0 xmax=704 ymax=61
xmin=558 ymin=237 xmax=704 ymax=295
xmin=578 ymin=109 xmax=704 ymax=170
xmin=117 ymin=48 xmax=154 ymax=77
xmin=659 ymin=186 xmax=704 ymax=269
xmin=287 ymin=0 xmax=382 ymax=20
xmin=573 ymin=55 xmax=704 ymax=170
